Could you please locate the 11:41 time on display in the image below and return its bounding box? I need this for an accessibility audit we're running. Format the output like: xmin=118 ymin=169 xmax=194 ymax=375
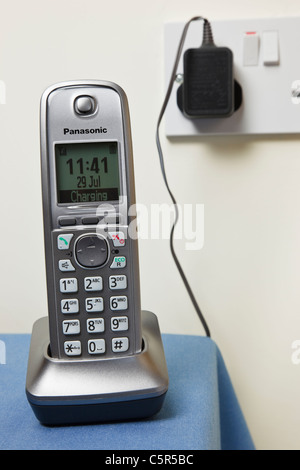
xmin=66 ymin=157 xmax=108 ymax=175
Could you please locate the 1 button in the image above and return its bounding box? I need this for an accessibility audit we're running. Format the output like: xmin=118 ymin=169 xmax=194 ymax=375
xmin=60 ymin=278 xmax=78 ymax=293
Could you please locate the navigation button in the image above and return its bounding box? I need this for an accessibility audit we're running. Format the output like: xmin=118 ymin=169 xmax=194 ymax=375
xmin=75 ymin=234 xmax=108 ymax=268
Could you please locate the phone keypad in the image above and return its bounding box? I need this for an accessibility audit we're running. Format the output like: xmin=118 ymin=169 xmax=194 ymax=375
xmin=55 ymin=230 xmax=133 ymax=359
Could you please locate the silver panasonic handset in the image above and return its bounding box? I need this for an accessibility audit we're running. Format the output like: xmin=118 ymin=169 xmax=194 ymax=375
xmin=26 ymin=80 xmax=168 ymax=425
xmin=40 ymin=81 xmax=142 ymax=360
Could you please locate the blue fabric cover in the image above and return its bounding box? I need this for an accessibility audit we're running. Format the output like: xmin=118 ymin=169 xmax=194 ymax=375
xmin=0 ymin=333 xmax=254 ymax=450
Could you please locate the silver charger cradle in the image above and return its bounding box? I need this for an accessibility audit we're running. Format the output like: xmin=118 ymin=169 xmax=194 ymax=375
xmin=26 ymin=310 xmax=168 ymax=425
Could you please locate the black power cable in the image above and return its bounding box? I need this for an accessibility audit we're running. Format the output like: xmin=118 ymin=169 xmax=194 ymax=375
xmin=156 ymin=16 xmax=213 ymax=337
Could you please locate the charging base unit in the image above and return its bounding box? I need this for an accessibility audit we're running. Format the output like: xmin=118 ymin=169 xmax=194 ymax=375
xmin=26 ymin=311 xmax=168 ymax=426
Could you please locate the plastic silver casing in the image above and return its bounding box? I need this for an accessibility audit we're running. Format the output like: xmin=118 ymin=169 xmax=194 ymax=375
xmin=40 ymin=81 xmax=142 ymax=360
xmin=25 ymin=311 xmax=169 ymax=425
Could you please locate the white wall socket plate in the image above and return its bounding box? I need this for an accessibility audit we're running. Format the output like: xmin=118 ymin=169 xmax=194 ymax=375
xmin=164 ymin=17 xmax=300 ymax=136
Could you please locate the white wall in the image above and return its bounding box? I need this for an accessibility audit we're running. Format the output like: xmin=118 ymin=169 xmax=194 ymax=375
xmin=1 ymin=0 xmax=300 ymax=450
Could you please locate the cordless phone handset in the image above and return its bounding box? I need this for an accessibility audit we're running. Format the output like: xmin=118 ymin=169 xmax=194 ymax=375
xmin=26 ymin=80 xmax=168 ymax=425
xmin=40 ymin=80 xmax=142 ymax=360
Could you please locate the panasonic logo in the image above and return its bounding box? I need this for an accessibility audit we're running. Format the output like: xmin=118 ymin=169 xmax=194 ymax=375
xmin=64 ymin=127 xmax=107 ymax=135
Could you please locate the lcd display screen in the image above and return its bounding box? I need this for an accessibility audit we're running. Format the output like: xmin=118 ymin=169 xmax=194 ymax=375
xmin=55 ymin=141 xmax=120 ymax=204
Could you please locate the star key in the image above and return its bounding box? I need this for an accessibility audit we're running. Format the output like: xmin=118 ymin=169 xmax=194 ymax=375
xmin=64 ymin=341 xmax=81 ymax=356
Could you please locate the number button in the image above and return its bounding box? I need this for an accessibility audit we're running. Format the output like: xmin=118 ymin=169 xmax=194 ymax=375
xmin=110 ymin=296 xmax=128 ymax=311
xmin=64 ymin=341 xmax=81 ymax=356
xmin=87 ymin=318 xmax=105 ymax=333
xmin=112 ymin=337 xmax=129 ymax=353
xmin=84 ymin=276 xmax=103 ymax=291
xmin=85 ymin=297 xmax=104 ymax=313
xmin=111 ymin=316 xmax=128 ymax=331
xmin=61 ymin=299 xmax=79 ymax=314
xmin=88 ymin=339 xmax=106 ymax=355
xmin=110 ymin=295 xmax=128 ymax=310
xmin=60 ymin=278 xmax=78 ymax=293
xmin=62 ymin=319 xmax=80 ymax=335
xmin=109 ymin=275 xmax=127 ymax=290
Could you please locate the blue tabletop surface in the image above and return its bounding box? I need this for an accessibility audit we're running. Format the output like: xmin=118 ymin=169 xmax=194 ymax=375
xmin=0 ymin=333 xmax=254 ymax=450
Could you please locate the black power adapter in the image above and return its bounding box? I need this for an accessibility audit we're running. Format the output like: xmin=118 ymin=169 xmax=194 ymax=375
xmin=177 ymin=22 xmax=242 ymax=118
xmin=155 ymin=17 xmax=243 ymax=339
